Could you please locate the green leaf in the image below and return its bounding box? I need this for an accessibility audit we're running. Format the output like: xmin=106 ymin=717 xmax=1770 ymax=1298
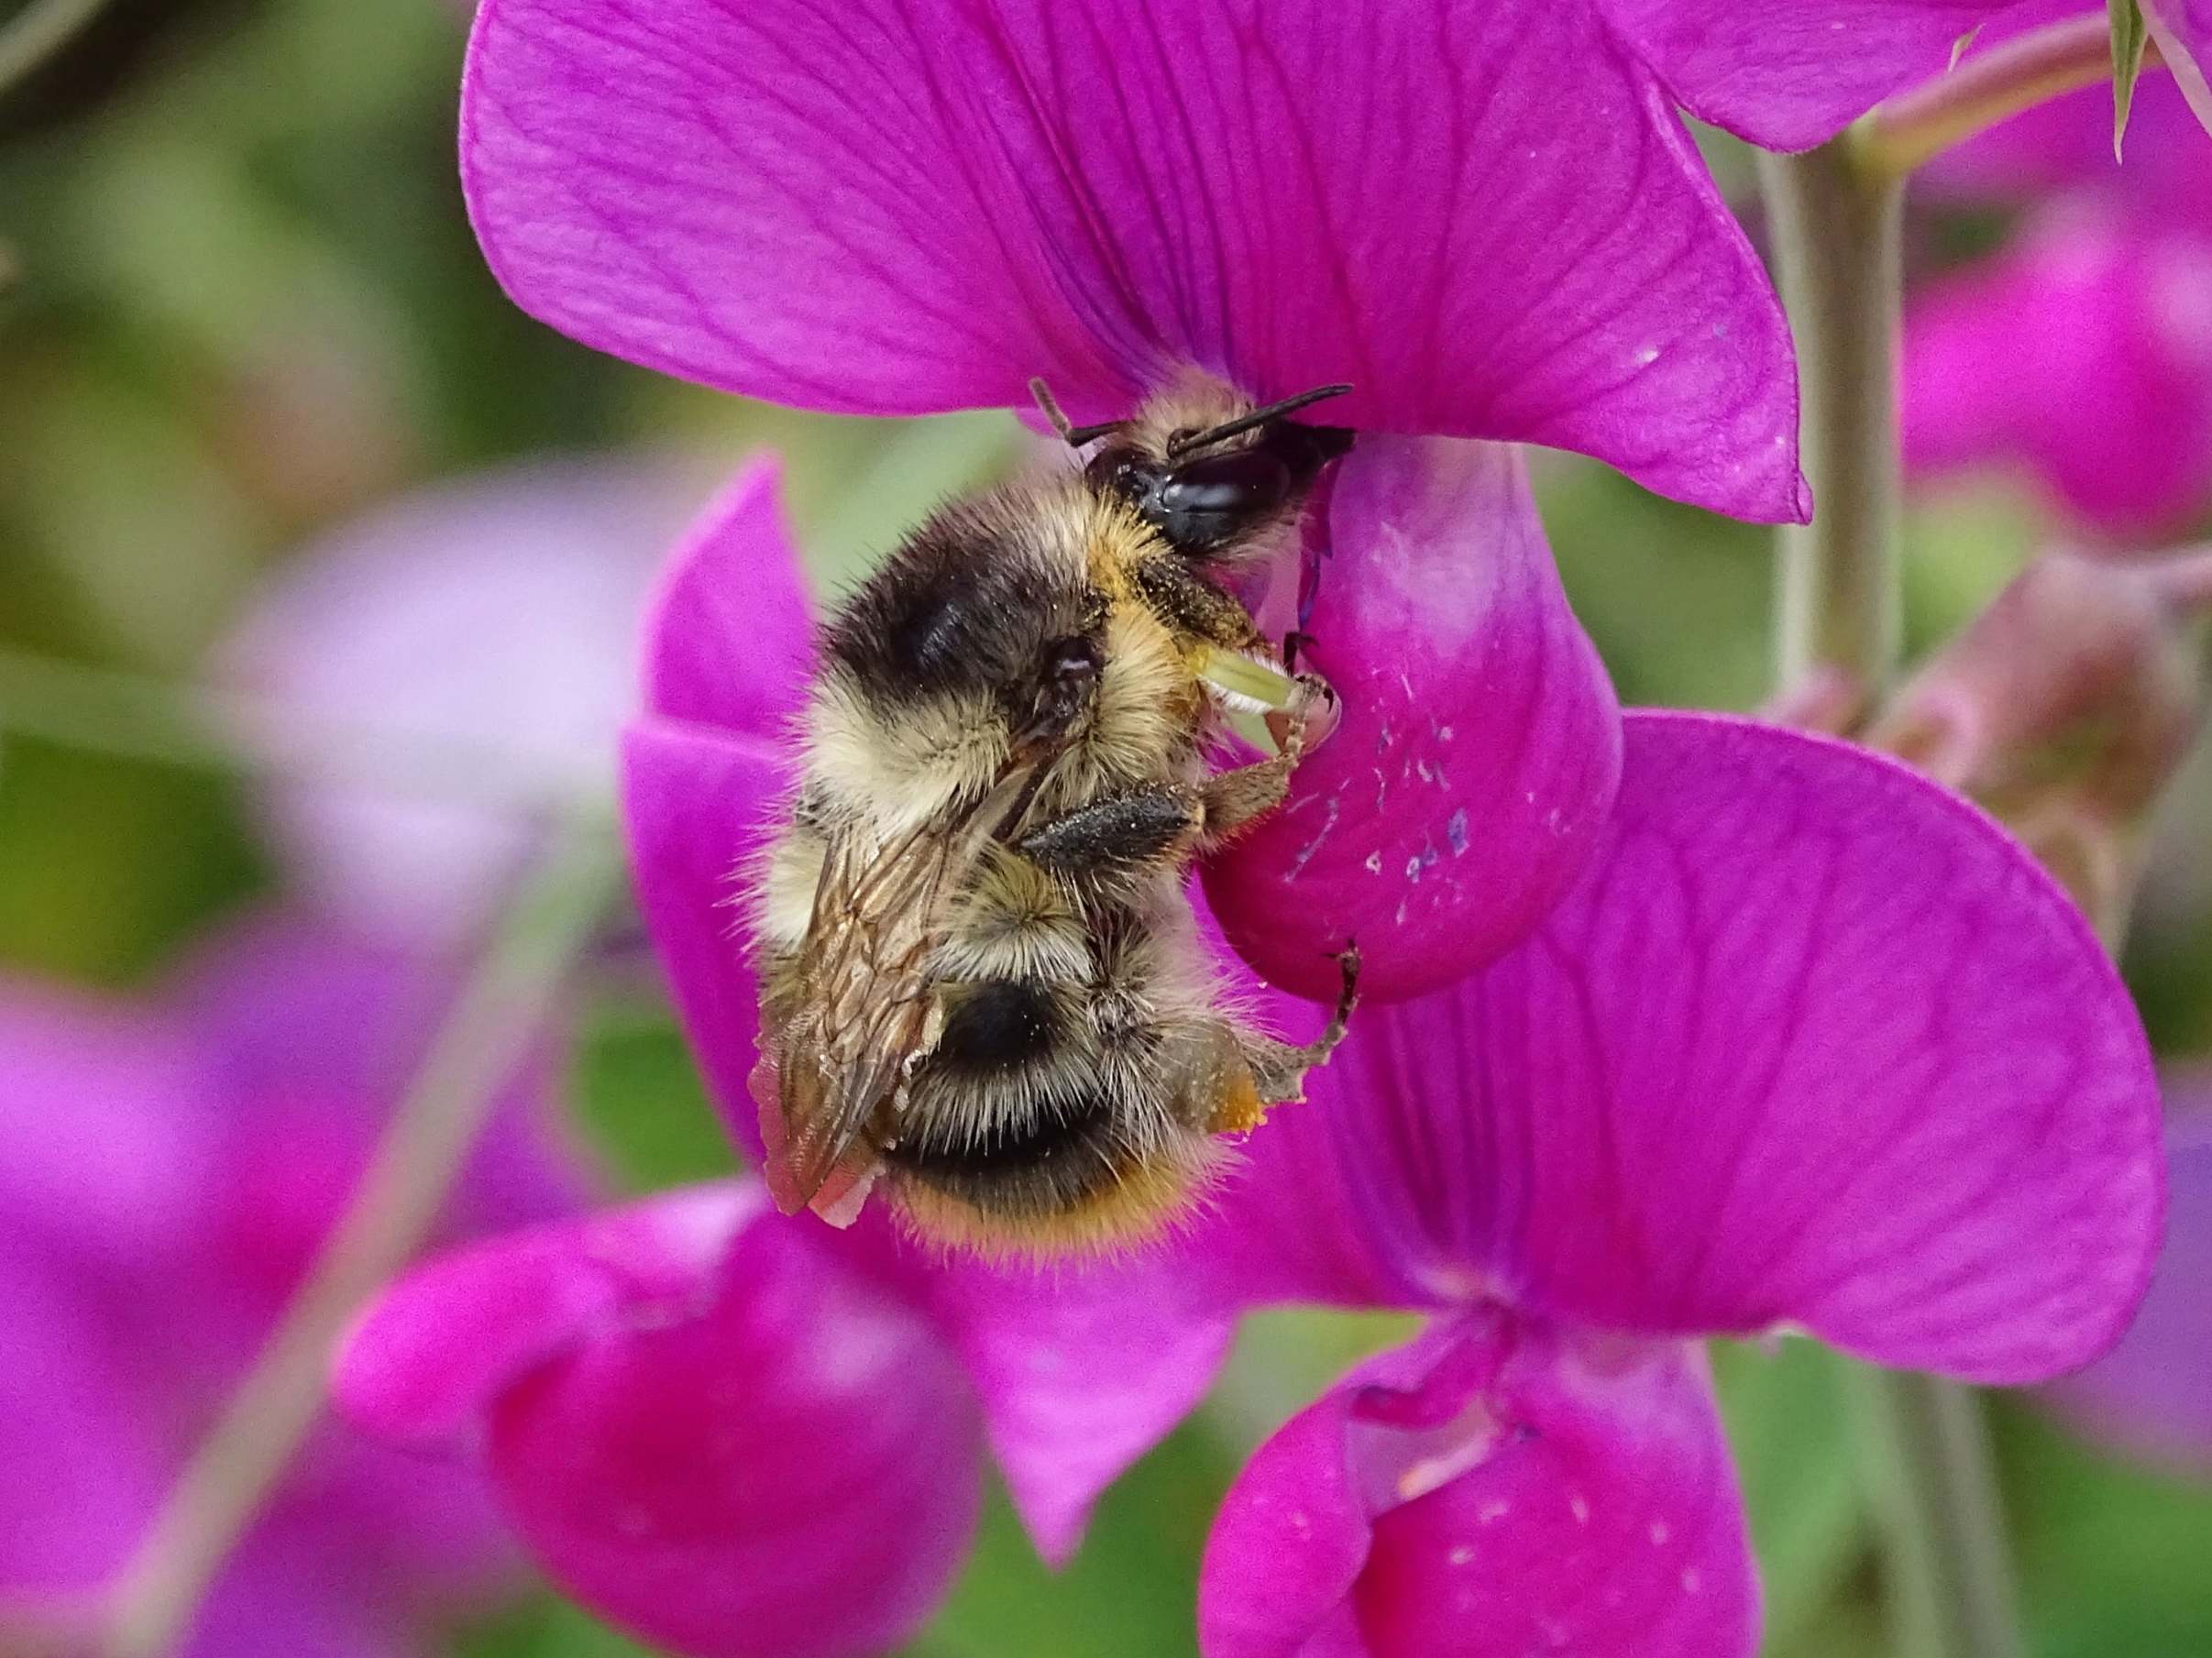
xmin=2110 ymin=0 xmax=2151 ymax=159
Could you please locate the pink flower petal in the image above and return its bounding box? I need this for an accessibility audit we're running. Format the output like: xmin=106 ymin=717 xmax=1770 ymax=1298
xmin=1204 ymin=712 xmax=2162 ymax=1383
xmin=1205 ymin=438 xmax=1621 ymax=1003
xmin=2041 ymin=1104 xmax=2212 ymax=1468
xmin=620 ymin=719 xmax=790 ymax=1156
xmin=642 ymin=456 xmax=817 ymax=734
xmin=339 ymin=1182 xmax=982 ymax=1658
xmin=484 ymin=1212 xmax=981 ymax=1658
xmin=1904 ymin=203 xmax=2212 ymax=540
xmin=464 ymin=0 xmax=1805 ymax=520
xmin=223 ymin=460 xmax=702 ymax=948
xmin=1606 ymin=0 xmax=2008 ymax=150
xmin=1198 ymin=1309 xmax=1754 ymax=1658
xmin=923 ymin=1252 xmax=1237 ymax=1563
xmin=2144 ymin=0 xmax=2212 ymax=139
xmin=0 ymin=983 xmax=215 ymax=1276
xmin=336 ymin=1183 xmax=755 ymax=1451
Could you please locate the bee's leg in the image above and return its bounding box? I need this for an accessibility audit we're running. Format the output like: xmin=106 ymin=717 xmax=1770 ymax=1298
xmin=1237 ymin=948 xmax=1361 ymax=1106
xmin=1197 ymin=672 xmax=1337 ymax=838
xmin=1017 ymin=785 xmax=1205 ymax=881
xmin=1018 ymin=723 xmax=1324 ymax=875
xmin=1128 ymin=549 xmax=1269 ymax=653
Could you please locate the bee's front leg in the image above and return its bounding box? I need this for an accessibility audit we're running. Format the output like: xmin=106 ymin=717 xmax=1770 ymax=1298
xmin=1016 ymin=785 xmax=1205 ymax=884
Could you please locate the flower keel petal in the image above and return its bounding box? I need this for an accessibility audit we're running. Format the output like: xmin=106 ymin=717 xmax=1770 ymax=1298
xmin=1205 ymin=438 xmax=1621 ymax=1004
xmin=1199 ymin=1311 xmax=1755 ymax=1658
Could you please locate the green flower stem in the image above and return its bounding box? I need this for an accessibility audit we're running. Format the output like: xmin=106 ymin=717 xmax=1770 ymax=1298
xmin=1757 ymin=137 xmax=2023 ymax=1658
xmin=99 ymin=818 xmax=624 ymax=1658
xmin=1756 ymin=140 xmax=1906 ymax=721
xmin=0 ymin=0 xmax=111 ymax=98
xmin=1853 ymin=13 xmax=2164 ymax=181
xmin=0 ymin=646 xmax=597 ymax=808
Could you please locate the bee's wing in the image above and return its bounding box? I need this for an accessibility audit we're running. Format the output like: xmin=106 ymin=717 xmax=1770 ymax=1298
xmin=763 ymin=782 xmax=1022 ymax=1219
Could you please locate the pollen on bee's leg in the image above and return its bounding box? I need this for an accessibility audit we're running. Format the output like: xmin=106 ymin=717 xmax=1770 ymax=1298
xmin=1205 ymin=1066 xmax=1268 ymax=1135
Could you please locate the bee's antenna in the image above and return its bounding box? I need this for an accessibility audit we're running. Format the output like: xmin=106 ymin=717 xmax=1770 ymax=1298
xmin=1029 ymin=378 xmax=1125 ymax=451
xmin=1166 ymin=383 xmax=1354 ymax=457
xmin=1028 ymin=377 xmax=1075 ymax=442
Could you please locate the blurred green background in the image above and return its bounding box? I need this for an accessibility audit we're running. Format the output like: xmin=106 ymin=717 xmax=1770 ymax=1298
xmin=3 ymin=3 xmax=2208 ymax=1655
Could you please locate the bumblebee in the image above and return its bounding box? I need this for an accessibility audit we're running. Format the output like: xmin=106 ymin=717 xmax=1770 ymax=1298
xmin=751 ymin=377 xmax=1359 ymax=1253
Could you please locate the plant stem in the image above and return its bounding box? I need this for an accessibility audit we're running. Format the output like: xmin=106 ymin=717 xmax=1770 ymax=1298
xmin=1843 ymin=1364 xmax=2022 ymax=1658
xmin=1757 ymin=136 xmax=2023 ymax=1658
xmin=1854 ymin=14 xmax=2166 ymax=180
xmin=98 ymin=818 xmax=623 ymax=1658
xmin=0 ymin=0 xmax=110 ymax=97
xmin=1756 ymin=140 xmax=1906 ymax=719
xmin=0 ymin=647 xmax=597 ymax=808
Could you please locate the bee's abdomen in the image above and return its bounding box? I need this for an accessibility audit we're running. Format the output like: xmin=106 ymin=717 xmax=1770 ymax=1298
xmin=929 ymin=979 xmax=1063 ymax=1073
xmin=883 ymin=1084 xmax=1117 ymax=1185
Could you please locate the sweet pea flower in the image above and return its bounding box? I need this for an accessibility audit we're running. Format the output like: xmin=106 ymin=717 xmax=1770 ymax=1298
xmin=463 ymin=0 xmax=1872 ymax=996
xmin=348 ymin=449 xmax=2160 ymax=1657
xmin=225 ymin=458 xmax=707 ymax=949
xmin=1907 ymin=5 xmax=2212 ymax=540
xmin=2041 ymin=1090 xmax=2212 ymax=1470
xmin=1187 ymin=714 xmax=2162 ymax=1658
xmin=0 ymin=911 xmax=586 ymax=1656
xmin=340 ymin=461 xmax=1239 ymax=1658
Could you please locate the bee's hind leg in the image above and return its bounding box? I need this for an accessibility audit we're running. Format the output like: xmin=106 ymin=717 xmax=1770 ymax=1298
xmin=1209 ymin=949 xmax=1361 ymax=1131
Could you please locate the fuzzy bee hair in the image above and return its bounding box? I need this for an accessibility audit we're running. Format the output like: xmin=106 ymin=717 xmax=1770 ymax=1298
xmin=751 ymin=380 xmax=1358 ymax=1255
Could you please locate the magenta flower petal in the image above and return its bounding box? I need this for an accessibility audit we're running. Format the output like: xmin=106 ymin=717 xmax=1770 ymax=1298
xmin=1198 ymin=1309 xmax=1754 ymax=1658
xmin=339 ymin=1182 xmax=982 ymax=1658
xmin=336 ymin=1183 xmax=755 ymax=1451
xmin=642 ymin=456 xmax=816 ymax=733
xmin=224 ymin=460 xmax=701 ymax=947
xmin=621 ymin=719 xmax=789 ymax=1156
xmin=0 ymin=983 xmax=215 ymax=1274
xmin=1205 ymin=712 xmax=2161 ymax=1382
xmin=1904 ymin=203 xmax=2212 ymax=540
xmin=464 ymin=0 xmax=1806 ymax=520
xmin=925 ymin=1255 xmax=1237 ymax=1563
xmin=1606 ymin=0 xmax=2006 ymax=150
xmin=2041 ymin=1107 xmax=2212 ymax=1467
xmin=1205 ymin=439 xmax=1621 ymax=1003
xmin=2145 ymin=0 xmax=2212 ymax=138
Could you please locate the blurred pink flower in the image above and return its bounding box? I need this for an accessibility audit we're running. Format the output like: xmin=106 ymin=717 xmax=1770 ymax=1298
xmin=1186 ymin=715 xmax=2162 ymax=1658
xmin=224 ymin=458 xmax=710 ymax=950
xmin=0 ymin=912 xmax=589 ymax=1655
xmin=1906 ymin=5 xmax=2212 ymax=540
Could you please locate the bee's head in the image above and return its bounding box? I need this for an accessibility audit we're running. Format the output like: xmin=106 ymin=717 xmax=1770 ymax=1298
xmin=1034 ymin=379 xmax=1355 ymax=560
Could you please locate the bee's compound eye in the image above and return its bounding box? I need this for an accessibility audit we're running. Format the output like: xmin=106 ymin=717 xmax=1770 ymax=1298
xmin=1155 ymin=451 xmax=1291 ymax=552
